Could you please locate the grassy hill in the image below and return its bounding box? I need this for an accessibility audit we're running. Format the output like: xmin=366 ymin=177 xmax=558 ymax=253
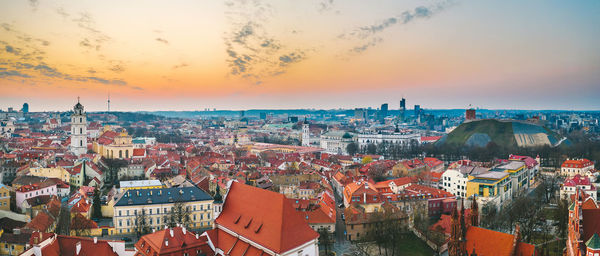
xmin=439 ymin=119 xmax=517 ymax=148
xmin=437 ymin=119 xmax=567 ymax=149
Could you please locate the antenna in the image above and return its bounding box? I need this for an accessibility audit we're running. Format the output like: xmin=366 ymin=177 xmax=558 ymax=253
xmin=77 ymin=96 xmax=80 ymax=103
xmin=107 ymin=93 xmax=111 ymax=112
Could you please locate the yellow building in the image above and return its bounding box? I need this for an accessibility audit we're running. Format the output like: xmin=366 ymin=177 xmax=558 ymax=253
xmin=27 ymin=166 xmax=71 ymax=183
xmin=93 ymin=127 xmax=134 ymax=159
xmin=466 ymin=171 xmax=511 ymax=199
xmin=0 ymin=230 xmax=27 ymax=256
xmin=113 ymin=187 xmax=214 ymax=234
xmin=0 ymin=184 xmax=10 ymax=211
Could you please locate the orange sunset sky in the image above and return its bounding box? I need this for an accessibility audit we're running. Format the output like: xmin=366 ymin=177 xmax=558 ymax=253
xmin=1 ymin=0 xmax=599 ymax=111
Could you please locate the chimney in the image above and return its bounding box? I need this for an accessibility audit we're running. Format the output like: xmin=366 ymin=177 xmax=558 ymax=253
xmin=75 ymin=241 xmax=82 ymax=255
xmin=170 ymin=228 xmax=174 ymax=237
xmin=93 ymin=237 xmax=97 ymax=244
xmin=164 ymin=238 xmax=169 ymax=247
xmin=196 ymin=233 xmax=199 ymax=239
xmin=182 ymin=227 xmax=186 ymax=235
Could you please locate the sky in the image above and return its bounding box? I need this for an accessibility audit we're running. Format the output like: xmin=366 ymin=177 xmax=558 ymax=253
xmin=1 ymin=0 xmax=599 ymax=112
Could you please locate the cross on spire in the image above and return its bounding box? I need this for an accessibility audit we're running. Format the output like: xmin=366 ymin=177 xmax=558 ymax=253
xmin=77 ymin=96 xmax=80 ymax=103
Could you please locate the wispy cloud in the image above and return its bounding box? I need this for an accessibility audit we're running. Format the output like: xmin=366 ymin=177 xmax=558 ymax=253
xmin=223 ymin=0 xmax=311 ymax=85
xmin=338 ymin=2 xmax=452 ymax=56
xmin=155 ymin=37 xmax=169 ymax=44
xmin=172 ymin=62 xmax=189 ymax=69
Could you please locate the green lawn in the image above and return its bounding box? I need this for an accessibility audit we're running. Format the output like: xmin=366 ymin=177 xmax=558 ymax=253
xmin=396 ymin=233 xmax=435 ymax=256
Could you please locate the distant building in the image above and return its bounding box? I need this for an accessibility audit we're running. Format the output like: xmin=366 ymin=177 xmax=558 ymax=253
xmin=399 ymin=98 xmax=406 ymax=120
xmin=356 ymin=128 xmax=420 ymax=149
xmin=70 ymin=99 xmax=87 ymax=156
xmin=259 ymin=112 xmax=267 ymax=120
xmin=21 ymin=103 xmax=29 ymax=113
xmin=378 ymin=103 xmax=388 ymax=123
xmin=302 ymin=119 xmax=310 ymax=147
xmin=319 ymin=130 xmax=354 ymax=155
xmin=465 ymin=108 xmax=476 ymax=120
xmin=414 ymin=105 xmax=421 ymax=117
xmin=354 ymin=108 xmax=366 ymax=120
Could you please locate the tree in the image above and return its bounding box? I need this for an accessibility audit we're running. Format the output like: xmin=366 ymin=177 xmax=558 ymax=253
xmin=92 ymin=187 xmax=102 ymax=219
xmin=362 ymin=156 xmax=373 ymax=164
xmin=554 ymin=199 xmax=569 ymax=238
xmin=134 ymin=208 xmax=151 ymax=238
xmin=317 ymin=227 xmax=334 ymax=256
xmin=55 ymin=203 xmax=71 ymax=235
xmin=71 ymin=214 xmax=94 ymax=236
xmin=163 ymin=202 xmax=191 ymax=228
xmin=347 ymin=142 xmax=359 ymax=156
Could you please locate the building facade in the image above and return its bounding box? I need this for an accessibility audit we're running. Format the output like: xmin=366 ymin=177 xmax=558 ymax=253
xmin=70 ymin=100 xmax=88 ymax=156
xmin=113 ymin=187 xmax=214 ymax=234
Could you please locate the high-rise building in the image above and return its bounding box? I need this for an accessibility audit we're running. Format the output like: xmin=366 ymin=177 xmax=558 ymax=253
xmin=21 ymin=103 xmax=29 ymax=113
xmin=399 ymin=98 xmax=406 ymax=120
xmin=378 ymin=103 xmax=388 ymax=123
xmin=354 ymin=108 xmax=366 ymax=120
xmin=414 ymin=105 xmax=421 ymax=117
xmin=70 ymin=98 xmax=87 ymax=156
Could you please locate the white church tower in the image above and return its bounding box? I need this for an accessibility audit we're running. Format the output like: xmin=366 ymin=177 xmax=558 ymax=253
xmin=70 ymin=98 xmax=87 ymax=156
xmin=302 ymin=118 xmax=310 ymax=147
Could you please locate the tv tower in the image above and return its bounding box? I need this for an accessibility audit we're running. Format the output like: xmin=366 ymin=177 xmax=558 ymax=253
xmin=107 ymin=93 xmax=111 ymax=112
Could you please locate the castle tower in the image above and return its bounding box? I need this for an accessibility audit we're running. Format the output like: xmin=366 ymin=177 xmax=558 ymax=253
xmin=470 ymin=196 xmax=479 ymax=227
xmin=70 ymin=98 xmax=87 ymax=156
xmin=302 ymin=118 xmax=310 ymax=147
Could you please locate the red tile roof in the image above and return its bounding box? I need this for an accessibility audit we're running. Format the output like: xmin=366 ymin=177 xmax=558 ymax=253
xmin=465 ymin=226 xmax=536 ymax=256
xmin=135 ymin=226 xmax=212 ymax=255
xmin=562 ymin=159 xmax=594 ymax=169
xmin=214 ymin=182 xmax=319 ymax=254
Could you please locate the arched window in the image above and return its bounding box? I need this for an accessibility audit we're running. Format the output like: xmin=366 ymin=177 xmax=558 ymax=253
xmin=119 ymin=150 xmax=122 ymax=158
xmin=126 ymin=150 xmax=129 ymax=158
xmin=80 ymin=117 xmax=82 ymax=123
xmin=80 ymin=128 xmax=83 ymax=134
xmin=80 ymin=140 xmax=83 ymax=147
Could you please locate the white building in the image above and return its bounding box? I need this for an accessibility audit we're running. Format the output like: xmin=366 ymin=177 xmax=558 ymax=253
xmin=16 ymin=182 xmax=58 ymax=211
xmin=357 ymin=128 xmax=420 ymax=149
xmin=561 ymin=159 xmax=595 ymax=177
xmin=113 ymin=186 xmax=214 ymax=234
xmin=441 ymin=166 xmax=489 ymax=198
xmin=319 ymin=130 xmax=354 ymax=155
xmin=70 ymin=99 xmax=87 ymax=156
xmin=302 ymin=120 xmax=310 ymax=147
xmin=560 ymin=174 xmax=597 ymax=201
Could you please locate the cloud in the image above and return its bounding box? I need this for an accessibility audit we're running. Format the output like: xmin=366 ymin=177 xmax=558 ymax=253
xmin=318 ymin=0 xmax=335 ymax=13
xmin=72 ymin=12 xmax=110 ymax=51
xmin=339 ymin=2 xmax=452 ymax=56
xmin=350 ymin=37 xmax=383 ymax=54
xmin=56 ymin=8 xmax=69 ymax=19
xmin=223 ymin=0 xmax=311 ymax=84
xmin=279 ymin=51 xmax=306 ymax=67
xmin=28 ymin=0 xmax=39 ymax=11
xmin=155 ymin=38 xmax=169 ymax=44
xmin=172 ymin=62 xmax=189 ymax=69
xmin=0 ymin=70 xmax=31 ymax=78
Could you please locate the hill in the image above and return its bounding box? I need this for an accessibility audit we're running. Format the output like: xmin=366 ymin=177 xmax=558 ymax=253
xmin=437 ymin=119 xmax=567 ymax=148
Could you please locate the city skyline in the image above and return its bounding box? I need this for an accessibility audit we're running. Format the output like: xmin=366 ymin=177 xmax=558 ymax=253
xmin=1 ymin=0 xmax=600 ymax=111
